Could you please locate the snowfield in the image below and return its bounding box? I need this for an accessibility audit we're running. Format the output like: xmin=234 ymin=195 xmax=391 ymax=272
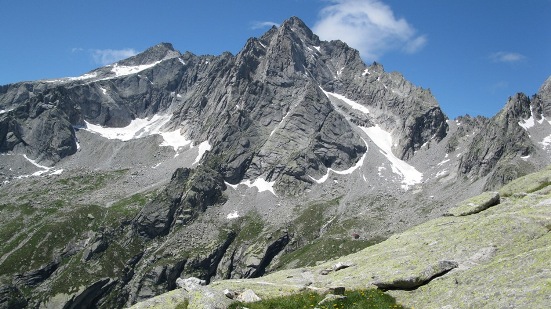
xmin=321 ymin=88 xmax=370 ymax=114
xmin=360 ymin=125 xmax=423 ymax=190
xmin=83 ymin=115 xmax=192 ymax=152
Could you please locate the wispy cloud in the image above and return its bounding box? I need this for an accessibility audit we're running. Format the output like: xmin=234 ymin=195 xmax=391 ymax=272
xmin=251 ymin=21 xmax=279 ymax=30
xmin=489 ymin=81 xmax=509 ymax=93
xmin=313 ymin=0 xmax=426 ymax=61
xmin=90 ymin=48 xmax=137 ymax=65
xmin=490 ymin=51 xmax=526 ymax=63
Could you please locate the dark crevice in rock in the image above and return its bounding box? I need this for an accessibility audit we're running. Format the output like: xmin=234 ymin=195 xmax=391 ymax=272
xmin=248 ymin=233 xmax=291 ymax=278
xmin=13 ymin=257 xmax=60 ymax=287
xmin=373 ymin=260 xmax=458 ymax=291
xmin=62 ymin=278 xmax=117 ymax=309
xmin=183 ymin=231 xmax=237 ymax=284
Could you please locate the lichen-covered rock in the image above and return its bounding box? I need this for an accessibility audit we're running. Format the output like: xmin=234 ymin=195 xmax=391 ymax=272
xmin=445 ymin=191 xmax=500 ymax=216
xmin=373 ymin=260 xmax=458 ymax=290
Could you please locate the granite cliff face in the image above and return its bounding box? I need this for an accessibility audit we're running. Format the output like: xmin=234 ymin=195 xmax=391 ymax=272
xmin=0 ymin=17 xmax=550 ymax=308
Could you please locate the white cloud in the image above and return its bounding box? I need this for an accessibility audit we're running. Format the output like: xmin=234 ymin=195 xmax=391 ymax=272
xmin=251 ymin=21 xmax=279 ymax=30
xmin=91 ymin=48 xmax=137 ymax=65
xmin=313 ymin=0 xmax=426 ymax=61
xmin=490 ymin=51 xmax=526 ymax=63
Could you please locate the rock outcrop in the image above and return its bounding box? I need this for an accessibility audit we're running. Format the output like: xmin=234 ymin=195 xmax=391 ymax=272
xmin=130 ymin=165 xmax=551 ymax=309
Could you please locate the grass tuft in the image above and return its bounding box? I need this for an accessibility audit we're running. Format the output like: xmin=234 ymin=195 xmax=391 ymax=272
xmin=228 ymin=289 xmax=407 ymax=309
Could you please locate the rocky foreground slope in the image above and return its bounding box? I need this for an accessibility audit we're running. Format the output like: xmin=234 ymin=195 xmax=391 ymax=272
xmin=0 ymin=16 xmax=551 ymax=308
xmin=131 ymin=165 xmax=551 ymax=309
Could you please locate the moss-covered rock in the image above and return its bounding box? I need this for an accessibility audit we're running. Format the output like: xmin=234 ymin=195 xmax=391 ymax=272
xmin=445 ymin=191 xmax=500 ymax=216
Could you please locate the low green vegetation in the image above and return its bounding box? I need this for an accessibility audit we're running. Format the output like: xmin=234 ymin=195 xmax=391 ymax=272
xmin=175 ymin=300 xmax=189 ymax=309
xmin=228 ymin=289 xmax=407 ymax=309
xmin=275 ymin=237 xmax=382 ymax=269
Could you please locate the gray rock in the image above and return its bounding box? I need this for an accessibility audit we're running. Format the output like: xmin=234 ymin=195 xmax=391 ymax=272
xmin=445 ymin=191 xmax=500 ymax=216
xmin=176 ymin=277 xmax=206 ymax=291
xmin=236 ymin=289 xmax=261 ymax=303
xmin=373 ymin=260 xmax=458 ymax=290
xmin=222 ymin=288 xmax=235 ymax=299
xmin=317 ymin=293 xmax=346 ymax=305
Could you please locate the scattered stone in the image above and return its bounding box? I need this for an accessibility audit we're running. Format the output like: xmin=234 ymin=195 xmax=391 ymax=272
xmin=87 ymin=214 xmax=95 ymax=219
xmin=319 ymin=269 xmax=331 ymax=275
xmin=223 ymin=288 xmax=235 ymax=299
xmin=328 ymin=286 xmax=345 ymax=295
xmin=236 ymin=289 xmax=261 ymax=303
xmin=445 ymin=191 xmax=500 ymax=216
xmin=332 ymin=262 xmax=351 ymax=271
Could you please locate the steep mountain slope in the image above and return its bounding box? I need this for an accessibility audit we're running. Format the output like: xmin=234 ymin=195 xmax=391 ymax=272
xmin=0 ymin=17 xmax=550 ymax=308
xmin=131 ymin=165 xmax=551 ymax=309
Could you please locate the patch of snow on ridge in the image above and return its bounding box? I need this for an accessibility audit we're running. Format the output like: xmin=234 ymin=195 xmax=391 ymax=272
xmin=17 ymin=154 xmax=63 ymax=178
xmin=84 ymin=114 xmax=191 ymax=151
xmin=193 ymin=141 xmax=212 ymax=164
xmin=110 ymin=60 xmax=162 ymax=77
xmin=309 ymin=138 xmax=368 ymax=184
xmin=540 ymin=135 xmax=551 ymax=149
xmin=518 ymin=114 xmax=535 ymax=130
xmin=0 ymin=110 xmax=5 ymax=114
xmin=227 ymin=211 xmax=239 ymax=219
xmin=321 ymin=88 xmax=370 ymax=114
xmin=360 ymin=125 xmax=423 ymax=190
xmin=240 ymin=178 xmax=276 ymax=195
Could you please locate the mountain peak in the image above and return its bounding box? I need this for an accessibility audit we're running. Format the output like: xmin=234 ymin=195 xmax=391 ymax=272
xmin=278 ymin=16 xmax=319 ymax=45
xmin=117 ymin=42 xmax=180 ymax=66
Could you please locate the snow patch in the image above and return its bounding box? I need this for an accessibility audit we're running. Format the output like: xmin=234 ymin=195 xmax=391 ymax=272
xmin=270 ymin=109 xmax=293 ymax=136
xmin=321 ymin=88 xmax=370 ymax=114
xmin=227 ymin=211 xmax=240 ymax=219
xmin=540 ymin=135 xmax=551 ymax=149
xmin=437 ymin=159 xmax=450 ymax=166
xmin=0 ymin=110 xmax=5 ymax=114
xmin=84 ymin=114 xmax=192 ymax=152
xmin=193 ymin=141 xmax=212 ymax=164
xmin=178 ymin=58 xmax=186 ymax=66
xmin=110 ymin=61 xmax=161 ymax=77
xmin=18 ymin=154 xmax=63 ymax=178
xmin=224 ymin=181 xmax=239 ymax=190
xmin=518 ymin=115 xmax=535 ymax=130
xmin=362 ymin=69 xmax=370 ymax=76
xmin=520 ymin=155 xmax=531 ymax=160
xmin=240 ymin=178 xmax=276 ymax=195
xmin=360 ymin=125 xmax=423 ymax=190
xmin=313 ymin=46 xmax=321 ymax=52
xmin=50 ymin=169 xmax=64 ymax=175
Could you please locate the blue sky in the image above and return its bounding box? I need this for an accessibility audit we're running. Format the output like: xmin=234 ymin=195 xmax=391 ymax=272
xmin=1 ymin=0 xmax=549 ymax=119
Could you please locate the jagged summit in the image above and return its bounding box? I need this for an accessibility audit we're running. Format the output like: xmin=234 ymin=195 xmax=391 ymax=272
xmin=117 ymin=42 xmax=181 ymax=66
